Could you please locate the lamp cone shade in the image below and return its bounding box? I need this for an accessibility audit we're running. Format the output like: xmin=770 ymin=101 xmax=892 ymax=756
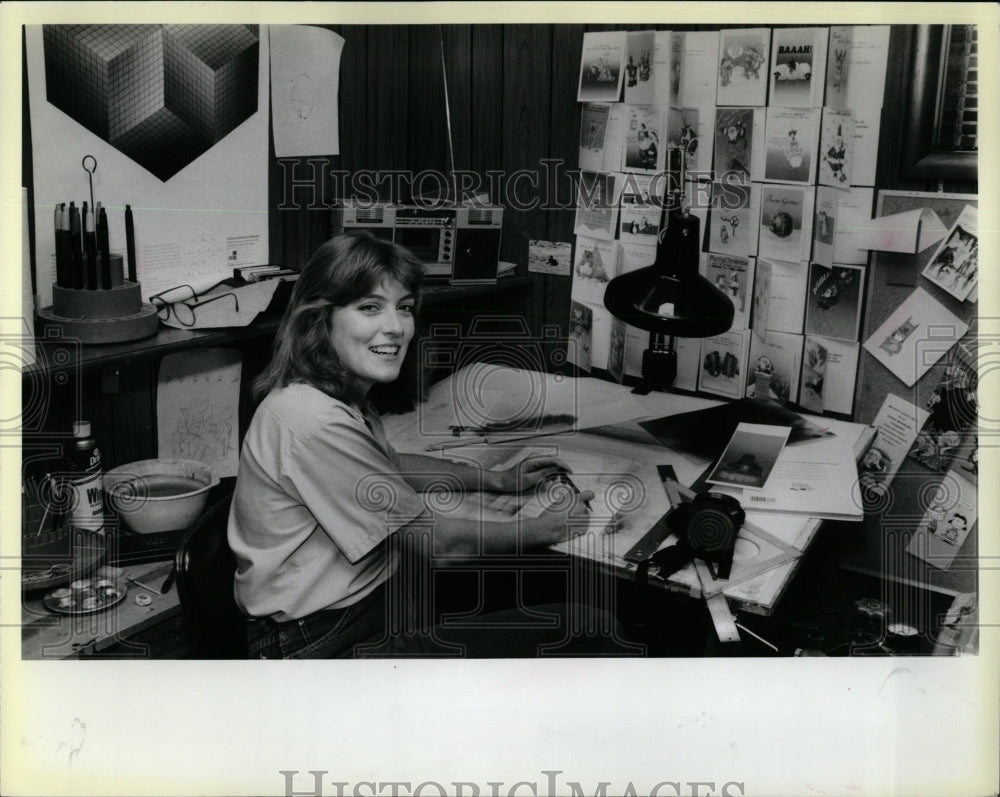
xmin=604 ymin=209 xmax=734 ymax=337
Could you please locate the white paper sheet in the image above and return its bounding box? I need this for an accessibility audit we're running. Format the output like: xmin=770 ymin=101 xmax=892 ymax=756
xmin=270 ymin=24 xmax=344 ymax=158
xmin=156 ymin=349 xmax=243 ymax=478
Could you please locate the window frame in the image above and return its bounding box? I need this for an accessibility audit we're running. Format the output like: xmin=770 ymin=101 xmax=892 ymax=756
xmin=899 ymin=25 xmax=978 ymax=182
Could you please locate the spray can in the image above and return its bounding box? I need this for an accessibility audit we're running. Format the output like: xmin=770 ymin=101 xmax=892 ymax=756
xmin=66 ymin=420 xmax=104 ymax=534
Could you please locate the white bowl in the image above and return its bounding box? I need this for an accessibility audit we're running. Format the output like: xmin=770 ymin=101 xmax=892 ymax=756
xmin=105 ymin=458 xmax=219 ymax=534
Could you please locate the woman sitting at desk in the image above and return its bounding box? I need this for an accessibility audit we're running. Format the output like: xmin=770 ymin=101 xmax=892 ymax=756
xmin=229 ymin=231 xmax=618 ymax=658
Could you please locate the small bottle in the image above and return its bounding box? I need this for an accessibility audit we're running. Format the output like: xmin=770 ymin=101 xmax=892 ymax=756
xmin=66 ymin=420 xmax=104 ymax=534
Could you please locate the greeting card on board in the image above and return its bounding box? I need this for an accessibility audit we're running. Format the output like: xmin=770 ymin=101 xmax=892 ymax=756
xmin=805 ymin=263 xmax=865 ymax=342
xmin=764 ymin=107 xmax=821 ymax=184
xmin=818 ymin=108 xmax=855 ymax=188
xmin=703 ymin=253 xmax=755 ymax=330
xmin=769 ymin=27 xmax=829 ymax=108
xmin=825 ymin=26 xmax=853 ymax=110
xmin=799 ymin=335 xmax=859 ymax=415
xmin=717 ymin=28 xmax=771 ymax=106
xmin=574 ymin=171 xmax=621 ymax=240
xmin=623 ymin=105 xmax=665 ymax=175
xmin=699 ymin=329 xmax=751 ymax=399
xmin=746 ymin=329 xmax=803 ymax=403
xmin=921 ymin=205 xmax=978 ymax=302
xmin=862 ymin=287 xmax=969 ymax=387
xmin=578 ymin=31 xmax=626 ymax=102
xmin=709 ymin=181 xmax=760 ymax=258
xmin=713 ymin=107 xmax=766 ymax=183
xmin=619 ymin=176 xmax=662 ymax=246
xmin=571 ymin=236 xmax=618 ymax=305
xmin=757 ymin=257 xmax=807 ymax=335
xmin=579 ymin=103 xmax=611 ymax=173
xmin=759 ymin=184 xmax=814 ymax=262
xmin=624 ymin=30 xmax=655 ymax=104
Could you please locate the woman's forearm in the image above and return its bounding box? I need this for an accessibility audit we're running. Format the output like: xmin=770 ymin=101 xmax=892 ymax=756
xmin=395 ymin=452 xmax=502 ymax=493
xmin=397 ymin=511 xmax=563 ymax=557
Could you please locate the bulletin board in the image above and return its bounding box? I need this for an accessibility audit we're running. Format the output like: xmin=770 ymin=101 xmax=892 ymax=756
xmin=855 ymin=190 xmax=978 ymax=424
xmin=851 ymin=189 xmax=979 ymax=595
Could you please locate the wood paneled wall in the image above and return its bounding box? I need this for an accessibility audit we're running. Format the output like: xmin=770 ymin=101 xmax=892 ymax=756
xmin=270 ymin=24 xmax=974 ymax=349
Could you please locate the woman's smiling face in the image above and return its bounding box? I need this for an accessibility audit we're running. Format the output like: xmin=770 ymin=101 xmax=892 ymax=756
xmin=329 ymin=277 xmax=415 ymax=394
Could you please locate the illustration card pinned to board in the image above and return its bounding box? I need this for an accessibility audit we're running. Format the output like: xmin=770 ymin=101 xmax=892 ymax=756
xmin=859 ymin=393 xmax=929 ymax=497
xmin=769 ymin=27 xmax=828 ymax=108
xmin=862 ymin=287 xmax=969 ymax=387
xmin=907 ymin=359 xmax=978 ymax=472
xmin=906 ymin=468 xmax=977 ymax=571
xmin=270 ymin=25 xmax=344 ymax=158
xmin=716 ymin=28 xmax=771 ymax=106
xmin=528 ymin=240 xmax=571 ymax=276
xmin=157 ymin=348 xmax=243 ymax=478
xmin=874 ymin=190 xmax=976 ymax=288
xmin=578 ymin=31 xmax=626 ymax=102
xmin=578 ymin=103 xmax=612 ymax=173
xmin=568 ymin=301 xmax=593 ymax=373
xmin=921 ymin=205 xmax=978 ymax=303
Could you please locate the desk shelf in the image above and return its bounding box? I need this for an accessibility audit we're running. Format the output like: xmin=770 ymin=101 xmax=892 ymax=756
xmin=24 ymin=276 xmax=532 ymax=378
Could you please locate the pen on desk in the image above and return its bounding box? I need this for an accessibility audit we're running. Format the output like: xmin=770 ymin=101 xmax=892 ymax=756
xmin=69 ymin=202 xmax=83 ymax=289
xmin=125 ymin=204 xmax=137 ymax=283
xmin=84 ymin=204 xmax=98 ymax=290
xmin=53 ymin=204 xmax=66 ymax=287
xmin=98 ymin=205 xmax=111 ymax=288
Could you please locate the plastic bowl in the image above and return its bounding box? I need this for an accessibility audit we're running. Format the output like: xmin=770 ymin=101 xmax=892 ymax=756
xmin=104 ymin=458 xmax=219 ymax=534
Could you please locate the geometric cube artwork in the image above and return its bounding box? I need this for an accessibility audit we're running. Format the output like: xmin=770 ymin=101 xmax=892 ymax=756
xmin=43 ymin=25 xmax=259 ymax=181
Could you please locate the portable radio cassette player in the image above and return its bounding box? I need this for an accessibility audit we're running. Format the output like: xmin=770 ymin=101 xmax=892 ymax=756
xmin=332 ymin=200 xmax=503 ymax=284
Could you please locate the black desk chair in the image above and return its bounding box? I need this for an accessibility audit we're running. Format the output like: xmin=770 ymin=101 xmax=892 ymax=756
xmin=174 ymin=490 xmax=249 ymax=658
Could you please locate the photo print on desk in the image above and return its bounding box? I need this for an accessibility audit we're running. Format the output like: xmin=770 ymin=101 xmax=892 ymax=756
xmin=921 ymin=204 xmax=978 ymax=303
xmin=717 ymin=28 xmax=771 ymax=106
xmin=768 ymin=27 xmax=829 ymax=108
xmin=707 ymin=422 xmax=791 ymax=490
xmin=805 ymin=262 xmax=864 ymax=342
xmin=578 ymin=30 xmax=626 ymax=102
xmin=908 ymin=359 xmax=978 ymax=472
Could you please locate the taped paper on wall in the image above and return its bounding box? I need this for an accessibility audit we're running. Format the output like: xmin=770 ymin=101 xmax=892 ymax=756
xmin=157 ymin=349 xmax=243 ymax=478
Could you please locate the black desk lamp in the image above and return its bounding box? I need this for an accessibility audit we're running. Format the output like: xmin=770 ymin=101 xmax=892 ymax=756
xmin=604 ymin=202 xmax=734 ymax=392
